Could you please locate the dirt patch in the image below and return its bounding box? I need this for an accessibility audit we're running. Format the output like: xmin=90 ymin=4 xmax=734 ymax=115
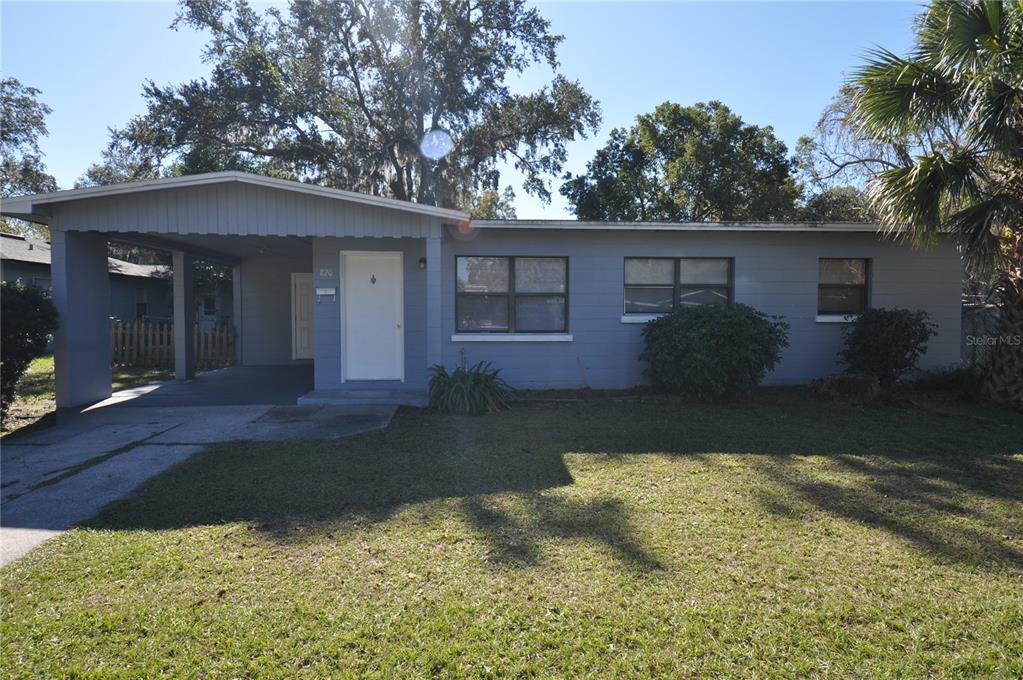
xmin=1 ymin=397 xmax=56 ymax=439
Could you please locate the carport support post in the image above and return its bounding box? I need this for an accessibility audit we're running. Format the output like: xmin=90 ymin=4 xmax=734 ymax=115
xmin=426 ymin=236 xmax=442 ymax=369
xmin=232 ymin=263 xmax=242 ymax=364
xmin=50 ymin=228 xmax=112 ymax=408
xmin=173 ymin=250 xmax=196 ymax=380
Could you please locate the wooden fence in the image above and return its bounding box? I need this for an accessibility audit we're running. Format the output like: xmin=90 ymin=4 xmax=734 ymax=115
xmin=110 ymin=320 xmax=236 ymax=371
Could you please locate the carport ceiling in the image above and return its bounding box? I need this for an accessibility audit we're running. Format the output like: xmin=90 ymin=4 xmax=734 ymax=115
xmin=111 ymin=233 xmax=313 ymax=261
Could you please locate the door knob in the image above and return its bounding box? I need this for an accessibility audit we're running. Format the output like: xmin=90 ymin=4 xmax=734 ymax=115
xmin=396 ymin=322 xmax=401 ymax=328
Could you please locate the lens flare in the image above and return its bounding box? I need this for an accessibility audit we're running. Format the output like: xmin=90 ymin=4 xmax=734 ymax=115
xmin=419 ymin=129 xmax=453 ymax=161
xmin=448 ymin=220 xmax=479 ymax=241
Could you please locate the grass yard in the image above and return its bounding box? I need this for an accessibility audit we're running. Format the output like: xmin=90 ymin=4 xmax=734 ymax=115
xmin=2 ymin=391 xmax=1022 ymax=677
xmin=1 ymin=355 xmax=173 ymax=437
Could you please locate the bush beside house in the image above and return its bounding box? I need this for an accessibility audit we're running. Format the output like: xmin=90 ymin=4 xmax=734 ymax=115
xmin=839 ymin=307 xmax=936 ymax=387
xmin=428 ymin=362 xmax=514 ymax=415
xmin=641 ymin=304 xmax=790 ymax=400
xmin=1 ymin=280 xmax=59 ymax=421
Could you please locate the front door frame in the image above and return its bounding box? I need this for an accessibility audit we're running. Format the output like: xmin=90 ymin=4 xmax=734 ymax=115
xmin=339 ymin=250 xmax=405 ymax=383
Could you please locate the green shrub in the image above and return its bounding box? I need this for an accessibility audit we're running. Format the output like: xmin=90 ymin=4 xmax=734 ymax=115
xmin=1 ymin=280 xmax=59 ymax=420
xmin=640 ymin=304 xmax=790 ymax=400
xmin=839 ymin=307 xmax=936 ymax=386
xmin=428 ymin=361 xmax=513 ymax=415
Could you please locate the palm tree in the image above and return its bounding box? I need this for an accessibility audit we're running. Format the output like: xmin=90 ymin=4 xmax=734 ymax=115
xmin=851 ymin=0 xmax=1022 ymax=408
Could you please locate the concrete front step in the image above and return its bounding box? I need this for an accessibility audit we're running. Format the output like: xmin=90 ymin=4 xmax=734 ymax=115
xmin=297 ymin=389 xmax=429 ymax=407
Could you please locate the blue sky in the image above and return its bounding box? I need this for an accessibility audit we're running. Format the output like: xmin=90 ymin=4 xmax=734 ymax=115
xmin=1 ymin=1 xmax=919 ymax=218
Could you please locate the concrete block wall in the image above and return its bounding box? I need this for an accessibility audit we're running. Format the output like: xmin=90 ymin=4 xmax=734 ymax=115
xmin=239 ymin=256 xmax=313 ymax=365
xmin=441 ymin=229 xmax=962 ymax=389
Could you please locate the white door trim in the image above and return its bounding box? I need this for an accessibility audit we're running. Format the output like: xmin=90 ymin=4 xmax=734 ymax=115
xmin=339 ymin=250 xmax=405 ymax=382
xmin=291 ymin=272 xmax=314 ymax=360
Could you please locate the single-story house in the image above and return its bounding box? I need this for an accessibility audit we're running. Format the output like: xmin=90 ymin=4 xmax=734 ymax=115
xmin=1 ymin=171 xmax=961 ymax=409
xmin=1 ymin=231 xmax=174 ymax=321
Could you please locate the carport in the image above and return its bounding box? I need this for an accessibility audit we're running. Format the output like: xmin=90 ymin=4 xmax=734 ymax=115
xmin=105 ymin=365 xmax=315 ymax=408
xmin=2 ymin=171 xmax=465 ymax=409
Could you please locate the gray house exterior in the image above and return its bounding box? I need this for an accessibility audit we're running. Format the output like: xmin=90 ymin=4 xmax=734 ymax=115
xmin=1 ymin=171 xmax=962 ymax=409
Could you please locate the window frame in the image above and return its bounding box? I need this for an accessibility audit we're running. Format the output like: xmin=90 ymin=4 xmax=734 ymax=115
xmin=623 ymin=257 xmax=734 ymax=316
xmin=30 ymin=276 xmax=51 ymax=291
xmin=455 ymin=255 xmax=569 ymax=333
xmin=817 ymin=257 xmax=870 ymax=316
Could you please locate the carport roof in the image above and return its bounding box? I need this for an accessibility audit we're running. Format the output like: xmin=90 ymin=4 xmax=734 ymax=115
xmin=0 ymin=171 xmax=470 ymax=224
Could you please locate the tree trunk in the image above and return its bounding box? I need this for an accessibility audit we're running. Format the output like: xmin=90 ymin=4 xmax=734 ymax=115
xmin=983 ymin=231 xmax=1023 ymax=411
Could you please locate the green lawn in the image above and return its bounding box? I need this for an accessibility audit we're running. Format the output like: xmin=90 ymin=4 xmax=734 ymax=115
xmin=2 ymin=391 xmax=1022 ymax=677
xmin=1 ymin=355 xmax=173 ymax=437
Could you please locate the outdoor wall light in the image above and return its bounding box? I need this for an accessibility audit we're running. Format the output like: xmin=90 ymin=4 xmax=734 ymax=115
xmin=418 ymin=257 xmax=427 ymax=270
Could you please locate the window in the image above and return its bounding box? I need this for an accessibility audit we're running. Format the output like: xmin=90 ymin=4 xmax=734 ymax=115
xmin=456 ymin=256 xmax=567 ymax=332
xmin=624 ymin=257 xmax=732 ymax=315
xmin=818 ymin=258 xmax=869 ymax=315
xmin=134 ymin=287 xmax=148 ymax=320
xmin=203 ymin=295 xmax=217 ymax=315
xmin=30 ymin=276 xmax=51 ymax=291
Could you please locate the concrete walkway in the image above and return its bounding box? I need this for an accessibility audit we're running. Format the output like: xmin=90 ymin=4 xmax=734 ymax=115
xmin=1 ymin=400 xmax=396 ymax=566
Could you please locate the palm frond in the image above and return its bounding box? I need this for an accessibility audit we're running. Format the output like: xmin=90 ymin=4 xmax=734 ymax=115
xmin=917 ymin=0 xmax=1001 ymax=73
xmin=852 ymin=48 xmax=961 ymax=137
xmin=869 ymin=148 xmax=987 ymax=240
xmin=969 ymin=78 xmax=1023 ymax=155
xmin=943 ymin=193 xmax=1023 ymax=266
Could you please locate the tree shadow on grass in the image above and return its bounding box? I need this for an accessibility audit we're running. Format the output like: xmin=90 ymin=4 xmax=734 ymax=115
xmin=557 ymin=394 xmax=1023 ymax=571
xmin=461 ymin=494 xmax=663 ymax=571
xmin=84 ymin=413 xmax=666 ymax=569
xmin=81 ymin=399 xmax=1022 ymax=570
xmin=737 ymin=453 xmax=1023 ymax=570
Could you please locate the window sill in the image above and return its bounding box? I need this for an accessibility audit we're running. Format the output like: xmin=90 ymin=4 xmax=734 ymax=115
xmin=816 ymin=314 xmax=857 ymax=324
xmin=451 ymin=333 xmax=574 ymax=343
xmin=620 ymin=314 xmax=665 ymax=324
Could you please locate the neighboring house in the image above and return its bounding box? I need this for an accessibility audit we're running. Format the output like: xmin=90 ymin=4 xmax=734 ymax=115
xmin=0 ymin=232 xmax=233 ymax=325
xmin=196 ymin=283 xmax=234 ymax=328
xmin=0 ymin=232 xmax=174 ymax=321
xmin=1 ymin=172 xmax=961 ymax=409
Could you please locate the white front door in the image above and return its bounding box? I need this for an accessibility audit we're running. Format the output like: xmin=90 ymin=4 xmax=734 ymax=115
xmin=291 ymin=273 xmax=314 ymax=360
xmin=342 ymin=251 xmax=404 ymax=381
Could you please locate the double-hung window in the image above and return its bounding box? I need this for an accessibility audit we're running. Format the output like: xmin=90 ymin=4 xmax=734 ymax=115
xmin=456 ymin=256 xmax=568 ymax=332
xmin=624 ymin=257 xmax=732 ymax=315
xmin=818 ymin=258 xmax=869 ymax=315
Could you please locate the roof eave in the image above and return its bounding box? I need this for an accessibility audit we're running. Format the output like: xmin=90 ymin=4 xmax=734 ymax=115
xmin=0 ymin=171 xmax=469 ymax=222
xmin=470 ymin=220 xmax=889 ymax=232
xmin=0 ymin=197 xmax=48 ymax=224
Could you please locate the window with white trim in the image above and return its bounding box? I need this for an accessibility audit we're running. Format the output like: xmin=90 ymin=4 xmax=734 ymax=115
xmin=456 ymin=256 xmax=568 ymax=332
xmin=624 ymin=257 xmax=732 ymax=315
xmin=818 ymin=258 xmax=869 ymax=315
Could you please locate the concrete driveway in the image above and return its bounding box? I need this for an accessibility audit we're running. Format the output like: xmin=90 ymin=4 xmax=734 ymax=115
xmin=1 ymin=397 xmax=396 ymax=566
xmin=107 ymin=364 xmax=315 ymax=407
